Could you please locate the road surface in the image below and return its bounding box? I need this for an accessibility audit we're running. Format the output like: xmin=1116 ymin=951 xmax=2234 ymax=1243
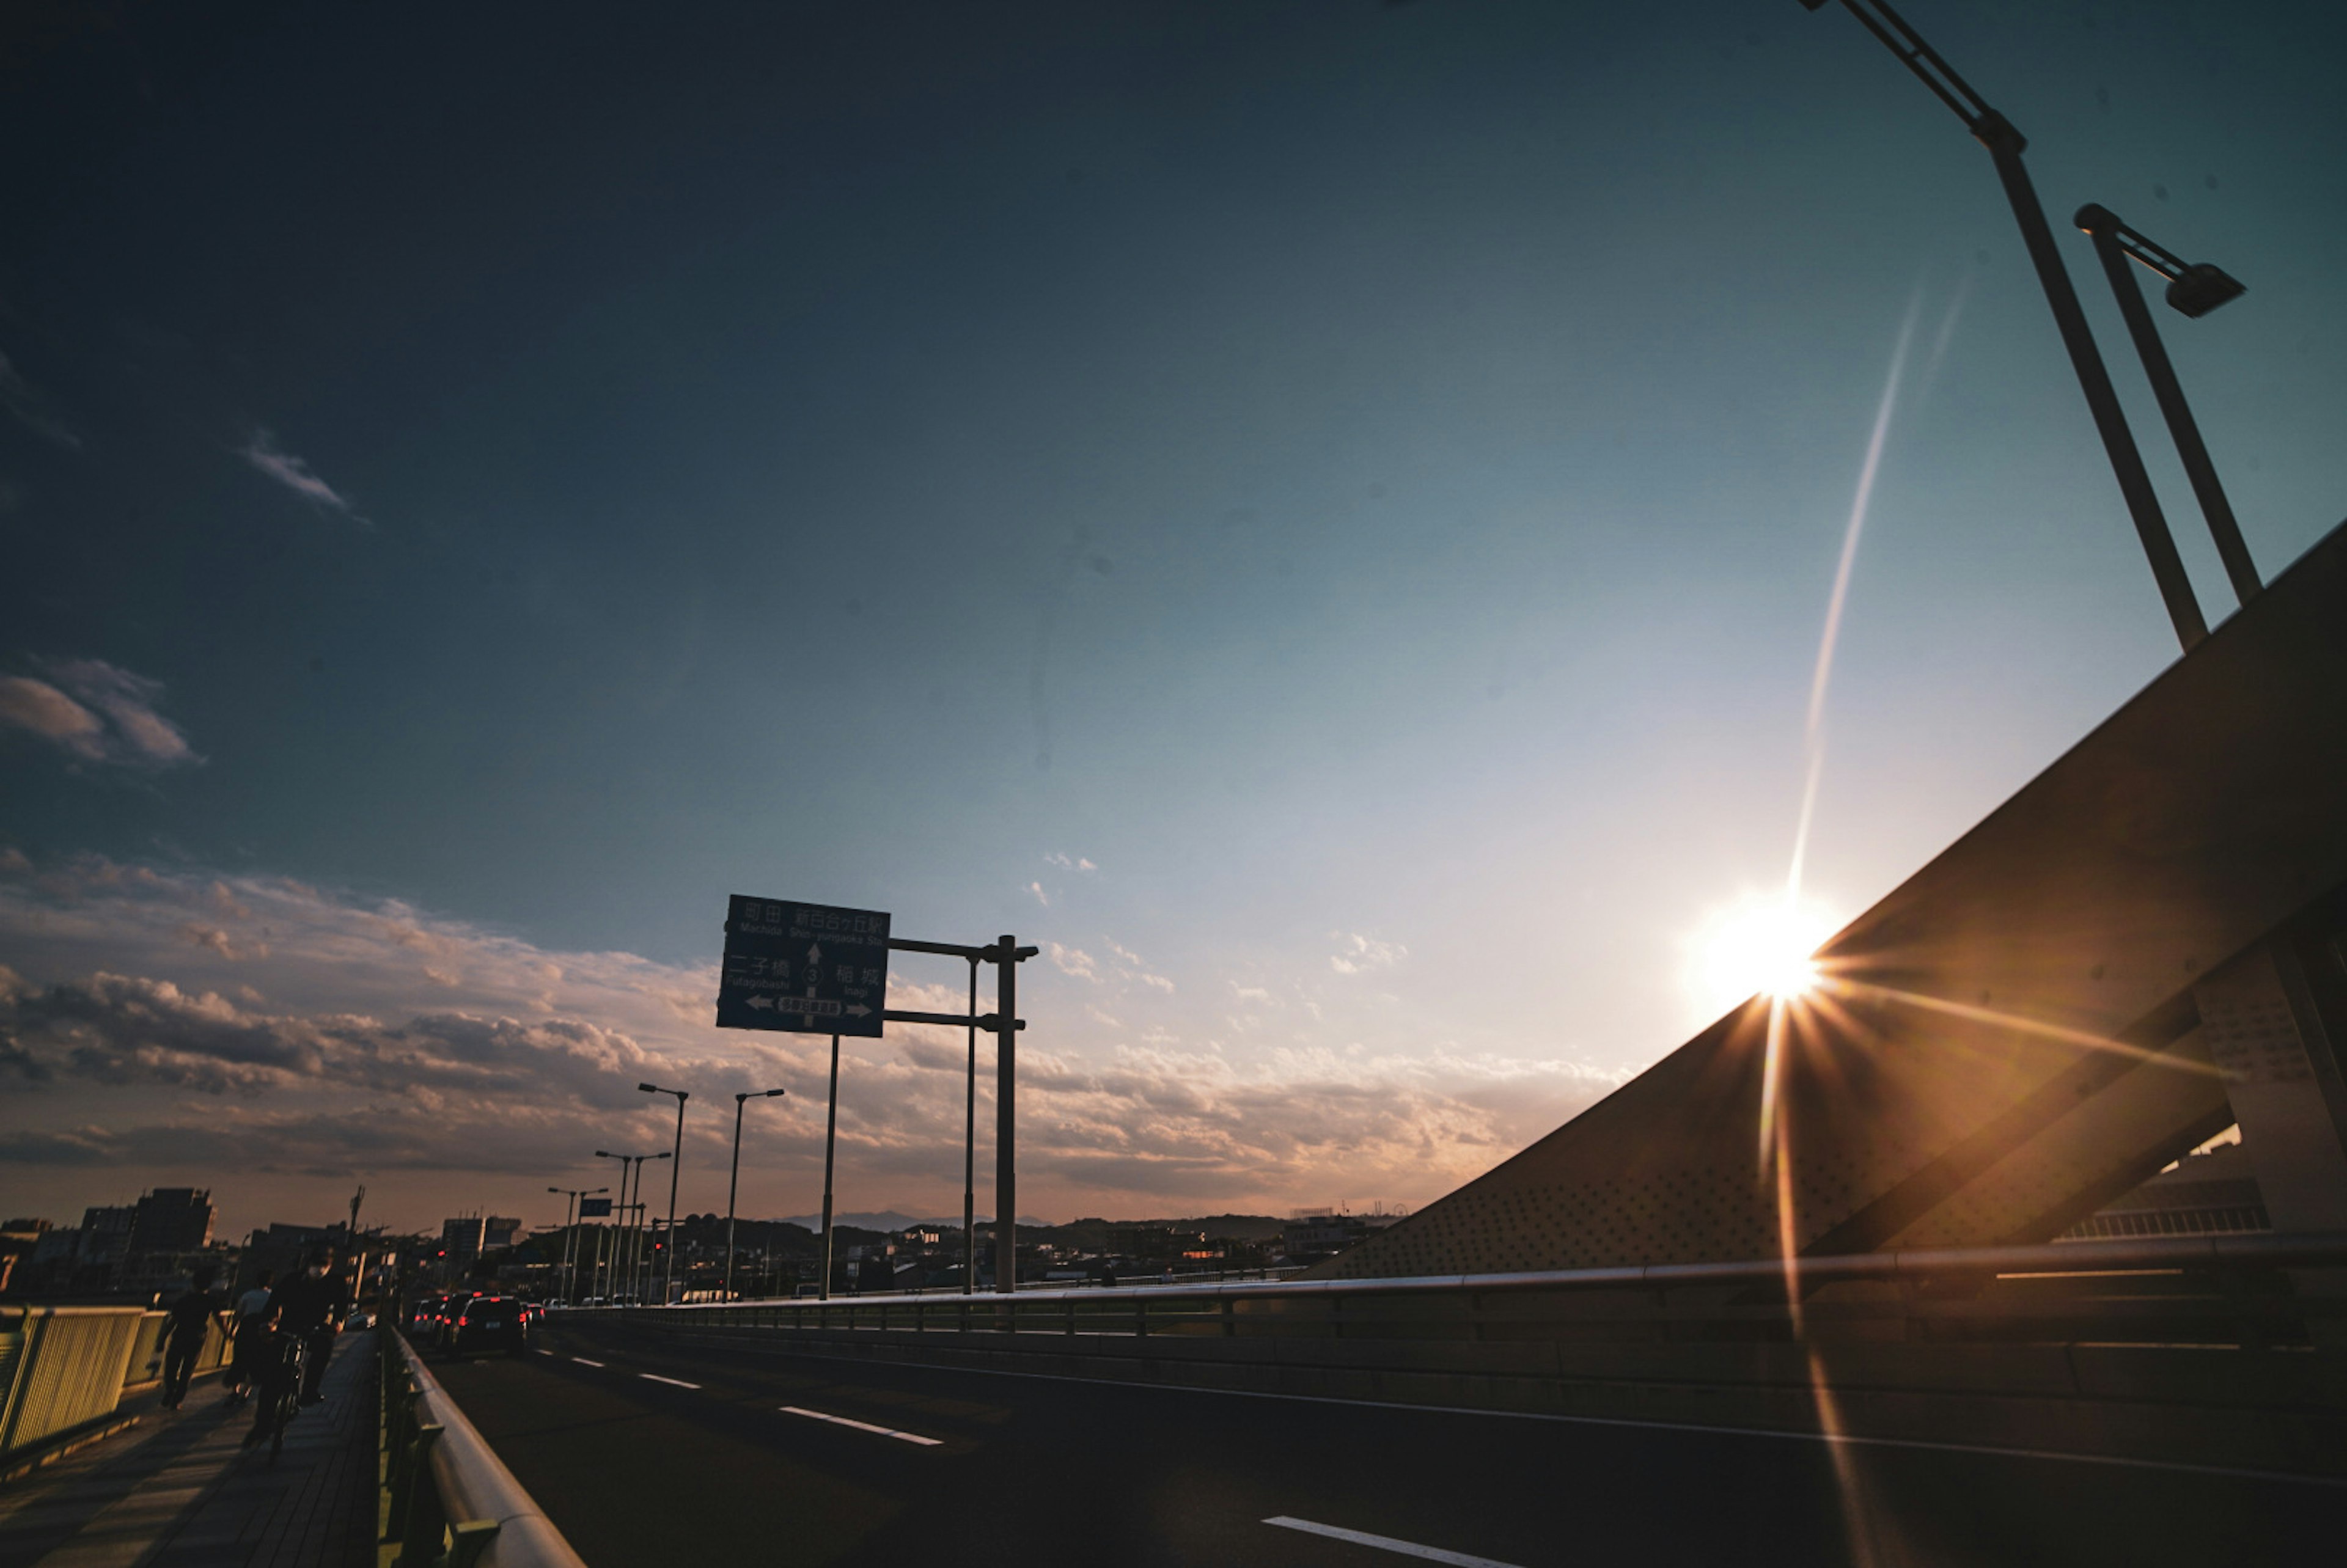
xmin=423 ymin=1316 xmax=2338 ymax=1566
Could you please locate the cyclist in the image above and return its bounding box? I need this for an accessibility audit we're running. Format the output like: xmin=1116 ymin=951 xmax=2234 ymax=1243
xmin=267 ymin=1247 xmax=349 ymax=1406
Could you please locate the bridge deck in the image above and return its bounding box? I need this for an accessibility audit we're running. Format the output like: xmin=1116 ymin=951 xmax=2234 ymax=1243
xmin=0 ymin=1330 xmax=375 ymax=1568
xmin=422 ymin=1315 xmax=2340 ymax=1566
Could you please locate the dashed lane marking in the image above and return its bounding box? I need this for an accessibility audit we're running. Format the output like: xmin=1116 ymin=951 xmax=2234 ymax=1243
xmin=1263 ymin=1517 xmax=1522 ymax=1567
xmin=780 ymin=1405 xmax=943 ymax=1446
xmin=641 ymin=1374 xmax=702 ymax=1389
xmin=571 ymin=1357 xmax=604 ymax=1368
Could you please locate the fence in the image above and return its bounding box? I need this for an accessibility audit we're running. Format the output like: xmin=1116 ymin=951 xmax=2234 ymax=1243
xmin=0 ymin=1303 xmax=235 ymax=1469
xmin=378 ymin=1329 xmax=587 ymax=1568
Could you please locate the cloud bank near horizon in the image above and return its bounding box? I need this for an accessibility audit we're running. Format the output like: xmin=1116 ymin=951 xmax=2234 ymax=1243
xmin=0 ymin=852 xmax=1625 ymax=1234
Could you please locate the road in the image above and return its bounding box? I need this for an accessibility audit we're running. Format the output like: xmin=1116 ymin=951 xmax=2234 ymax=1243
xmin=424 ymin=1317 xmax=2339 ymax=1567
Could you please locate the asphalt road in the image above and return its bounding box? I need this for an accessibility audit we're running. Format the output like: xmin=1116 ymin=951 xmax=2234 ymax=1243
xmin=424 ymin=1319 xmax=2340 ymax=1567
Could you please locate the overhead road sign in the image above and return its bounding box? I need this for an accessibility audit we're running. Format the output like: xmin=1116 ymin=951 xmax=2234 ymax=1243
xmin=717 ymin=896 xmax=892 ymax=1037
xmin=578 ymin=1198 xmax=612 ymax=1218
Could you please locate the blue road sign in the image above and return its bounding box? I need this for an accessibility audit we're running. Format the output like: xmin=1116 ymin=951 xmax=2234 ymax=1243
xmin=578 ymin=1198 xmax=613 ymax=1217
xmin=716 ymin=895 xmax=891 ymax=1036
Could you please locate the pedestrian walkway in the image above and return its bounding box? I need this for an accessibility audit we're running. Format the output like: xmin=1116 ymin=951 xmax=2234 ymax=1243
xmin=0 ymin=1332 xmax=376 ymax=1568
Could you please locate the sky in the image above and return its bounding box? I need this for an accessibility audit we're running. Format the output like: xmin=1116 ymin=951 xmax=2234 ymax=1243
xmin=3 ymin=0 xmax=2343 ymax=1242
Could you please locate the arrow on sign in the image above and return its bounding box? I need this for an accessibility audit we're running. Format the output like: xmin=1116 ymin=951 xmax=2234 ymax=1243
xmin=807 ymin=943 xmax=823 ymax=964
xmin=746 ymin=995 xmax=774 ymax=1011
xmin=844 ymin=1004 xmax=872 ymax=1017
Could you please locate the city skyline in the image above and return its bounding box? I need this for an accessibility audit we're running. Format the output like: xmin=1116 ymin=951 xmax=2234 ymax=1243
xmin=6 ymin=1 xmax=2346 ymax=1240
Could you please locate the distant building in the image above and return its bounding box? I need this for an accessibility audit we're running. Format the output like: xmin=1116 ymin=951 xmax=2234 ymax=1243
xmin=130 ymin=1188 xmax=215 ymax=1255
xmin=79 ymin=1206 xmax=138 ymax=1270
xmin=483 ymin=1217 xmax=522 ymax=1250
xmin=442 ymin=1216 xmax=487 ymax=1267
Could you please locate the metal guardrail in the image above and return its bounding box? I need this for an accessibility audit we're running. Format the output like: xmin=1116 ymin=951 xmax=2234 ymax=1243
xmin=1 ymin=1303 xmax=232 ymax=1465
xmin=381 ymin=1330 xmax=587 ymax=1568
xmin=611 ymin=1231 xmax=2347 ymax=1346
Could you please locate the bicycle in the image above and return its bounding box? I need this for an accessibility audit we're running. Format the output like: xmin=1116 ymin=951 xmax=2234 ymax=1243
xmin=246 ymin=1332 xmax=309 ymax=1463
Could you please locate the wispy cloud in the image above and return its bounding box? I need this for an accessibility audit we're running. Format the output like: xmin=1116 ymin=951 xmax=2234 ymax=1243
xmin=0 ymin=659 xmax=199 ymax=769
xmin=0 ymin=350 xmax=84 ymax=450
xmin=1329 ymin=932 xmax=1405 ymax=976
xmin=1043 ymin=852 xmax=1097 ymax=872
xmin=240 ymin=428 xmax=365 ymax=522
xmin=1023 ymin=880 xmax=1050 ymax=907
xmin=1048 ymin=942 xmax=1101 ymax=982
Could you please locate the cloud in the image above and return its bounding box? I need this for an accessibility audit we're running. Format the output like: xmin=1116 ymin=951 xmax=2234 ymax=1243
xmin=1106 ymin=940 xmax=1175 ymax=993
xmin=1024 ymin=881 xmax=1049 ymax=907
xmin=240 ymin=428 xmax=364 ymax=521
xmin=1043 ymin=853 xmax=1097 ymax=872
xmin=1329 ymin=932 xmax=1406 ymax=975
xmin=0 ymin=350 xmax=84 ymax=449
xmin=0 ymin=853 xmax=1626 ymax=1227
xmin=0 ymin=659 xmax=198 ymax=768
xmin=1047 ymin=943 xmax=1101 ymax=982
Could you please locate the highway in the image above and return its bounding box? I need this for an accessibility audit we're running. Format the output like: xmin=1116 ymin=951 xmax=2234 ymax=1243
xmin=425 ymin=1318 xmax=2338 ymax=1566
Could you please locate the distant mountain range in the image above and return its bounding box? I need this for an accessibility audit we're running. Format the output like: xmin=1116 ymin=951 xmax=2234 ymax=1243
xmin=764 ymin=1210 xmax=1288 ymax=1239
xmin=771 ymin=1211 xmax=1051 ymax=1233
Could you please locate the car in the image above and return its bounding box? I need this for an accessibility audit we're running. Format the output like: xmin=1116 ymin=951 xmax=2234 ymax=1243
xmin=345 ymin=1310 xmax=375 ymax=1331
xmin=437 ymin=1294 xmax=531 ymax=1357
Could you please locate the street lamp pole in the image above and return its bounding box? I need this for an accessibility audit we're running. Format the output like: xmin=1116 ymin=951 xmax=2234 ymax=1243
xmin=597 ymin=1150 xmax=666 ymax=1303
xmin=2072 ymin=204 xmax=2260 ymax=607
xmin=548 ymin=1186 xmax=609 ymax=1305
xmin=1797 ymin=0 xmax=2207 ymax=652
xmin=640 ymin=1084 xmax=690 ymax=1304
xmin=726 ymin=1088 xmax=787 ymax=1300
xmin=820 ymin=1035 xmax=840 ymax=1301
xmin=964 ymin=956 xmax=979 ymax=1294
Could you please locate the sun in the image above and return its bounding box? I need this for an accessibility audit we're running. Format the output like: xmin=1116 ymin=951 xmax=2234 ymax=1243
xmin=1684 ymin=891 xmax=1838 ymax=1018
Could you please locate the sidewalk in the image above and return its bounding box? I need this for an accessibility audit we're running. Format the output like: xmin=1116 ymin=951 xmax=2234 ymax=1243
xmin=0 ymin=1332 xmax=376 ymax=1568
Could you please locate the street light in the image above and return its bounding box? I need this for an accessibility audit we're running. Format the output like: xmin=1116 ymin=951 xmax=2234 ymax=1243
xmin=1796 ymin=0 xmax=2208 ymax=652
xmin=639 ymin=1083 xmax=690 ymax=1304
xmin=725 ymin=1088 xmax=788 ymax=1300
xmin=548 ymin=1185 xmax=609 ymax=1305
xmin=2073 ymin=203 xmax=2260 ymax=607
xmin=594 ymin=1149 xmax=668 ymax=1303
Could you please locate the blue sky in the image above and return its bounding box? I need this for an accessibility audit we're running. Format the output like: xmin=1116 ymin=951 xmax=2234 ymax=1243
xmin=4 ymin=1 xmax=2343 ymax=1239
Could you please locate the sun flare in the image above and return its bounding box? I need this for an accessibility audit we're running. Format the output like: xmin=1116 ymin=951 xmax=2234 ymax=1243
xmin=1685 ymin=892 xmax=1839 ymax=1019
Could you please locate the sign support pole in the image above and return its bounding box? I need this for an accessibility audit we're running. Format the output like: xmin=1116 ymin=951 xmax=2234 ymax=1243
xmin=995 ymin=935 xmax=1017 ymax=1295
xmin=820 ymin=1032 xmax=840 ymax=1301
xmin=964 ymin=957 xmax=978 ymax=1294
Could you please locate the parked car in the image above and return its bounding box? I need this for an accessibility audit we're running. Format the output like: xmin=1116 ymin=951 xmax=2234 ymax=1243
xmin=438 ymin=1294 xmax=531 ymax=1356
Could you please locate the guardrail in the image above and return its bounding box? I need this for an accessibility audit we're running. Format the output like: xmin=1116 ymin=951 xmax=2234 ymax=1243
xmin=615 ymin=1230 xmax=2347 ymax=1346
xmin=590 ymin=1231 xmax=2347 ymax=1475
xmin=1 ymin=1303 xmax=233 ymax=1471
xmin=379 ymin=1329 xmax=587 ymax=1568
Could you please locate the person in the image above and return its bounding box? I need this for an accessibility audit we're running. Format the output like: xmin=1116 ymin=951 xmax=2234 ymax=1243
xmin=223 ymin=1269 xmax=274 ymax=1401
xmin=266 ymin=1248 xmax=350 ymax=1407
xmin=159 ymin=1266 xmax=224 ymax=1412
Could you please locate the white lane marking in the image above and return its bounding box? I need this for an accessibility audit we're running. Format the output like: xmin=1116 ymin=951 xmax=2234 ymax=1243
xmin=882 ymin=1360 xmax=2347 ymax=1490
xmin=571 ymin=1357 xmax=605 ymax=1368
xmin=1264 ymin=1517 xmax=1522 ymax=1567
xmin=779 ymin=1405 xmax=943 ymax=1447
xmin=535 ymin=1349 xmax=556 ymax=1355
xmin=640 ymin=1374 xmax=702 ymax=1389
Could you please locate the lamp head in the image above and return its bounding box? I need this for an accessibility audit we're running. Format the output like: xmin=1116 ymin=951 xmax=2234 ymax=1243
xmin=766 ymin=1088 xmax=787 ymax=1097
xmin=637 ymin=1082 xmax=658 ymax=1093
xmin=2167 ymin=262 xmax=2245 ymax=318
xmin=595 ymin=1150 xmax=612 ymax=1159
